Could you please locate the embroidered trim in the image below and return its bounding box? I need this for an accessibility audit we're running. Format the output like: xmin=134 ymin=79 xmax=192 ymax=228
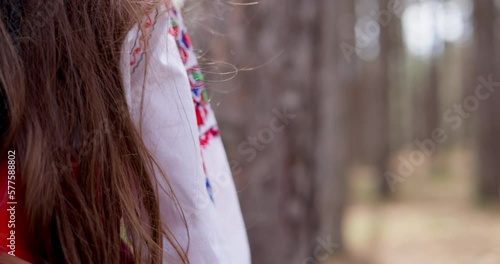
xmin=168 ymin=9 xmax=221 ymax=149
xmin=169 ymin=7 xmax=222 ymax=202
xmin=129 ymin=10 xmax=159 ymax=73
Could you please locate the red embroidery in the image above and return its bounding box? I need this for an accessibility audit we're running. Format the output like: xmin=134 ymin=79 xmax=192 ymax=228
xmin=130 ymin=14 xmax=155 ymax=69
xmin=200 ymin=128 xmax=220 ymax=147
xmin=169 ymin=9 xmax=220 ymax=148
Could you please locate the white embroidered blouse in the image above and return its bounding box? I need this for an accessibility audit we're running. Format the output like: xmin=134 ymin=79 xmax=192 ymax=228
xmin=120 ymin=4 xmax=250 ymax=264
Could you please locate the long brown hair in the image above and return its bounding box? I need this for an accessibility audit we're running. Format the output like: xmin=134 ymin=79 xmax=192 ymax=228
xmin=0 ymin=0 xmax=188 ymax=263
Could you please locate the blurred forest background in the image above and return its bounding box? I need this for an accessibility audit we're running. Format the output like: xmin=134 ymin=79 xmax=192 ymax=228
xmin=184 ymin=0 xmax=500 ymax=263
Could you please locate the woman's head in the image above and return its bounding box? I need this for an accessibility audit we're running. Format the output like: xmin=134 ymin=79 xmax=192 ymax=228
xmin=0 ymin=1 xmax=187 ymax=263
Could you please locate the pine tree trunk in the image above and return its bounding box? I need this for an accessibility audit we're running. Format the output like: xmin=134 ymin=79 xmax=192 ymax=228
xmin=371 ymin=0 xmax=393 ymax=197
xmin=474 ymin=0 xmax=500 ymax=201
xmin=189 ymin=0 xmax=353 ymax=262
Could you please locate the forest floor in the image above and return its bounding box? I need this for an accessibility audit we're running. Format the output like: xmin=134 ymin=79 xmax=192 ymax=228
xmin=331 ymin=147 xmax=500 ymax=264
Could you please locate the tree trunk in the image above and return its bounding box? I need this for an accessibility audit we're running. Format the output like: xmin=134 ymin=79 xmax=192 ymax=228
xmin=189 ymin=0 xmax=353 ymax=262
xmin=474 ymin=0 xmax=500 ymax=202
xmin=370 ymin=0 xmax=394 ymax=197
xmin=422 ymin=58 xmax=440 ymax=140
xmin=315 ymin=0 xmax=354 ymax=252
xmin=421 ymin=2 xmax=442 ymax=143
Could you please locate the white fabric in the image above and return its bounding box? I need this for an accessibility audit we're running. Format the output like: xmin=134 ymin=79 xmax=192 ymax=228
xmin=120 ymin=6 xmax=250 ymax=264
